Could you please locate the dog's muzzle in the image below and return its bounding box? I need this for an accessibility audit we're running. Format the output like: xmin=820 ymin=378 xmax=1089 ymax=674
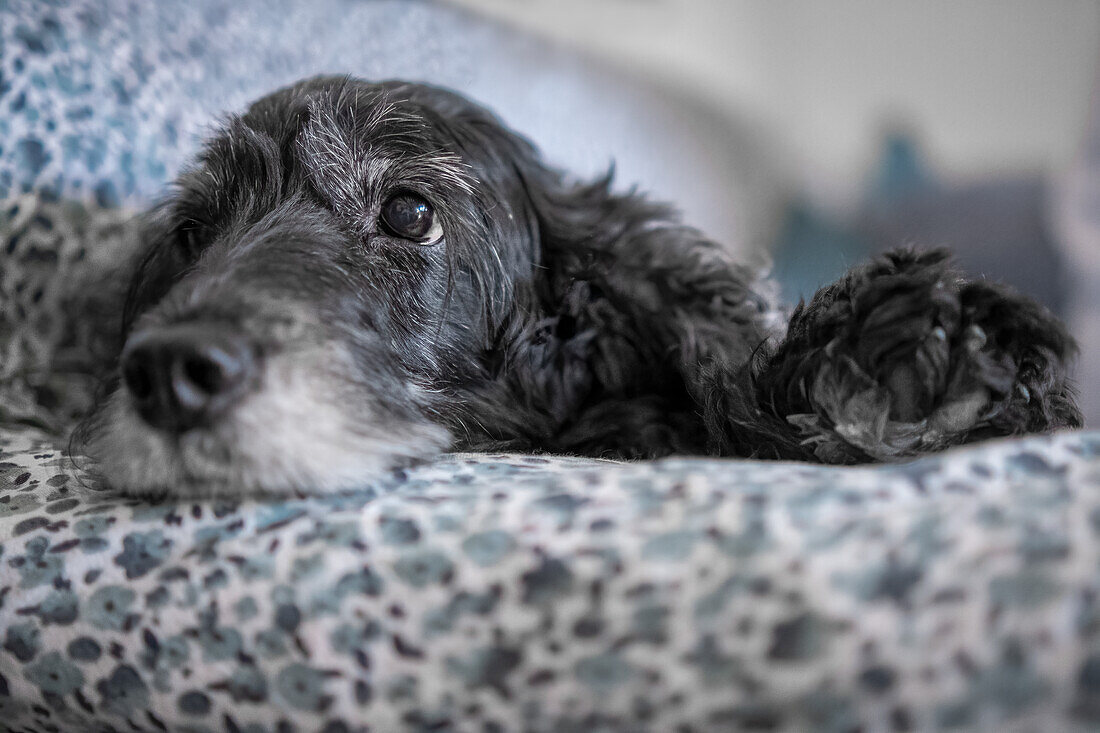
xmin=120 ymin=323 xmax=256 ymax=434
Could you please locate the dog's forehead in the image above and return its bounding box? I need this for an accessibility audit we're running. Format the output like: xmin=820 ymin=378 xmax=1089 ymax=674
xmin=243 ymin=78 xmax=479 ymax=154
xmin=301 ymin=94 xmax=437 ymax=160
xmin=175 ymin=78 xmax=480 ymax=226
xmin=294 ymin=89 xmax=476 ymax=209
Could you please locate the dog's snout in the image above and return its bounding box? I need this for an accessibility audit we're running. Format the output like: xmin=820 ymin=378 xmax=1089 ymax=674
xmin=121 ymin=324 xmax=255 ymax=433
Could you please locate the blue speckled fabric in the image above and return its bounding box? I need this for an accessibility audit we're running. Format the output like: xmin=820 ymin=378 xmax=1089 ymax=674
xmin=3 ymin=420 xmax=1100 ymax=732
xmin=3 ymin=2 xmax=1100 ymax=731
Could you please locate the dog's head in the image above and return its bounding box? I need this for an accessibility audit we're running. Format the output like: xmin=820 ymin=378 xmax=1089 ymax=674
xmin=86 ymin=76 xmax=596 ymax=495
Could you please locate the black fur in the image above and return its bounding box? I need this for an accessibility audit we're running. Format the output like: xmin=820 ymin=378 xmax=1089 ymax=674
xmin=85 ymin=76 xmax=1083 ymax=494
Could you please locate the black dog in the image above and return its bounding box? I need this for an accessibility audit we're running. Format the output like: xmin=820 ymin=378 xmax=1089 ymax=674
xmin=84 ymin=76 xmax=1082 ymax=495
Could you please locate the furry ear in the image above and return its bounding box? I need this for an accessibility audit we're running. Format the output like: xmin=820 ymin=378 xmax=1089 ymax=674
xmin=466 ymin=132 xmax=788 ymax=457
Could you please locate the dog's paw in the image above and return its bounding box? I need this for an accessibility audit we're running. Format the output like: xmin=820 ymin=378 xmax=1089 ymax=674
xmin=764 ymin=249 xmax=1082 ymax=462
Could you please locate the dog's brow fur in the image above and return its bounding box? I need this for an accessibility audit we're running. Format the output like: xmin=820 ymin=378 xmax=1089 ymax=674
xmin=84 ymin=75 xmax=1082 ymax=497
xmin=299 ymin=90 xmax=475 ymax=203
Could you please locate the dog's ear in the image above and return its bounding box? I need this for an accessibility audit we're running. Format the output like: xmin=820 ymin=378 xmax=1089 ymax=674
xmin=413 ymin=98 xmax=782 ymax=453
xmin=479 ymin=134 xmax=785 ymax=454
xmin=513 ymin=142 xmax=780 ymax=361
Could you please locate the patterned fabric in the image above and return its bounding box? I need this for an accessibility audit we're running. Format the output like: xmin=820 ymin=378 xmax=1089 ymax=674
xmin=2 ymin=423 xmax=1100 ymax=732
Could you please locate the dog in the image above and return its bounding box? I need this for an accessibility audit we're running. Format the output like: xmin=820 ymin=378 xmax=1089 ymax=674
xmin=82 ymin=76 xmax=1083 ymax=496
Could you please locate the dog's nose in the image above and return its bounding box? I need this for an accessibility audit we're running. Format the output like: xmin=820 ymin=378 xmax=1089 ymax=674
xmin=120 ymin=324 xmax=255 ymax=433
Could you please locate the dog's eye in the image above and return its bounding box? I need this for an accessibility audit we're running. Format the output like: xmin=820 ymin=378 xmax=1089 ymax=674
xmin=176 ymin=225 xmax=203 ymax=259
xmin=379 ymin=192 xmax=443 ymax=245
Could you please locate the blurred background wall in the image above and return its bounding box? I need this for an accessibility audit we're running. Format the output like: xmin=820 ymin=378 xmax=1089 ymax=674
xmin=450 ymin=0 xmax=1100 ymax=208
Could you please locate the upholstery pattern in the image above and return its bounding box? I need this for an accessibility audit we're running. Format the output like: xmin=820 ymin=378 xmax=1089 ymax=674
xmin=1 ymin=418 xmax=1100 ymax=732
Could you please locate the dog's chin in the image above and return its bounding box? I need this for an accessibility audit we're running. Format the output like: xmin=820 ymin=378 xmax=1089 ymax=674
xmin=85 ymin=351 xmax=451 ymax=499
